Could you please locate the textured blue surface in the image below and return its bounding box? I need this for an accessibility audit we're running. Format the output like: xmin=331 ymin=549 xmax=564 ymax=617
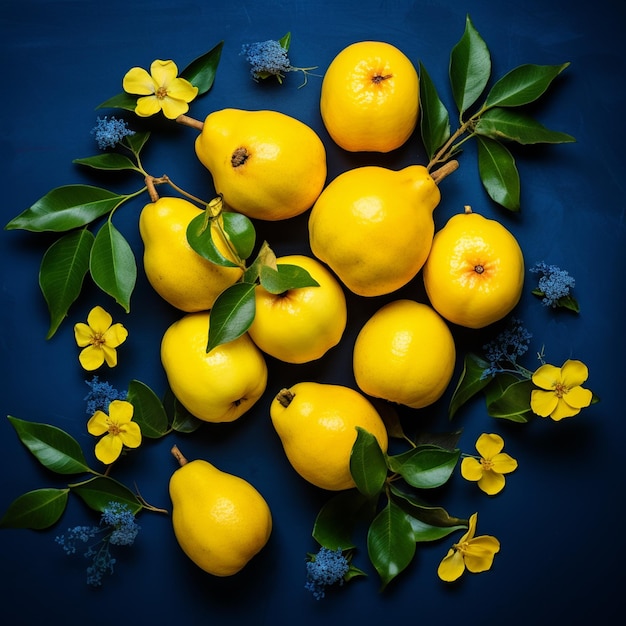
xmin=1 ymin=0 xmax=624 ymax=624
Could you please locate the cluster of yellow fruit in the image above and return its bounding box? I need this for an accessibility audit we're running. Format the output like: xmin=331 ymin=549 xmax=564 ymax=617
xmin=146 ymin=41 xmax=525 ymax=577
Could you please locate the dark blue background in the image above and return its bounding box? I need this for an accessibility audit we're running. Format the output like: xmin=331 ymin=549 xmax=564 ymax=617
xmin=1 ymin=0 xmax=623 ymax=624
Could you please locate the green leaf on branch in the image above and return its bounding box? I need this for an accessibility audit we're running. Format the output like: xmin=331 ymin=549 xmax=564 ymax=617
xmin=70 ymin=476 xmax=144 ymax=515
xmin=485 ymin=374 xmax=534 ymax=422
xmin=5 ymin=185 xmax=127 ymax=232
xmin=449 ymin=352 xmax=492 ymax=419
xmin=475 ymin=108 xmax=575 ymax=144
xmin=73 ymin=153 xmax=139 ymax=172
xmin=419 ymin=61 xmax=451 ymax=159
xmin=387 ymin=445 xmax=460 ymax=489
xmin=123 ymin=130 xmax=151 ymax=155
xmin=222 ymin=211 xmax=256 ymax=261
xmin=0 ymin=488 xmax=69 ymax=530
xmin=259 ymin=263 xmax=319 ymax=294
xmin=180 ymin=41 xmax=224 ymax=96
xmin=312 ymin=491 xmax=373 ymax=550
xmin=7 ymin=416 xmax=92 ymax=475
xmin=186 ymin=213 xmax=240 ymax=268
xmin=39 ymin=229 xmax=94 ymax=339
xmin=97 ymin=92 xmax=139 ymax=112
xmin=126 ymin=380 xmax=169 ymax=438
xmin=89 ymin=220 xmax=137 ymax=312
xmin=477 ymin=135 xmax=520 ymax=211
xmin=350 ymin=428 xmax=388 ymax=498
xmin=449 ymin=14 xmax=491 ymax=116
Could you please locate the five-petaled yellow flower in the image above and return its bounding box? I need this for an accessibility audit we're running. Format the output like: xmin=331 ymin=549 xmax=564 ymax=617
xmin=531 ymin=359 xmax=593 ymax=421
xmin=461 ymin=433 xmax=518 ymax=495
xmin=87 ymin=400 xmax=142 ymax=465
xmin=122 ymin=59 xmax=198 ymax=119
xmin=437 ymin=512 xmax=500 ymax=582
xmin=74 ymin=306 xmax=128 ymax=371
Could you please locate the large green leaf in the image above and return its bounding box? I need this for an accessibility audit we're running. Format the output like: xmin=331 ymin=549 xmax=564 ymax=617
xmin=475 ymin=108 xmax=575 ymax=144
xmin=419 ymin=61 xmax=451 ymax=159
xmin=222 ymin=211 xmax=256 ymax=261
xmin=89 ymin=220 xmax=137 ymax=312
xmin=180 ymin=41 xmax=224 ymax=96
xmin=126 ymin=379 xmax=169 ymax=438
xmin=186 ymin=213 xmax=239 ymax=268
xmin=73 ymin=153 xmax=139 ymax=172
xmin=350 ymin=427 xmax=388 ymax=498
xmin=206 ymin=282 xmax=257 ymax=352
xmin=70 ymin=476 xmax=144 ymax=515
xmin=448 ymin=352 xmax=492 ymax=419
xmin=485 ymin=374 xmax=534 ymax=422
xmin=312 ymin=491 xmax=373 ymax=550
xmin=387 ymin=446 xmax=460 ymax=489
xmin=476 ymin=135 xmax=520 ymax=211
xmin=259 ymin=263 xmax=319 ymax=294
xmin=39 ymin=229 xmax=94 ymax=339
xmin=96 ymin=92 xmax=139 ymax=112
xmin=0 ymin=488 xmax=69 ymax=530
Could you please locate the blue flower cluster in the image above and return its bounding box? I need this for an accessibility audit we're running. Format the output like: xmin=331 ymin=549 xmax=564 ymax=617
xmin=530 ymin=261 xmax=576 ymax=308
xmin=241 ymin=40 xmax=292 ymax=80
xmin=304 ymin=547 xmax=350 ymax=600
xmin=84 ymin=376 xmax=127 ymax=415
xmin=91 ymin=116 xmax=135 ymax=150
xmin=482 ymin=318 xmax=532 ymax=377
xmin=55 ymin=501 xmax=140 ymax=586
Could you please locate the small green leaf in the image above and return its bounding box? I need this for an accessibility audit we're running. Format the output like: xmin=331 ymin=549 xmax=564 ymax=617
xmin=449 ymin=352 xmax=493 ymax=419
xmin=186 ymin=213 xmax=239 ymax=268
xmin=484 ymin=62 xmax=570 ymax=109
xmin=312 ymin=491 xmax=373 ymax=550
xmin=367 ymin=500 xmax=416 ymax=589
xmin=259 ymin=264 xmax=319 ymax=294
xmin=476 ymin=135 xmax=520 ymax=211
xmin=39 ymin=229 xmax=94 ymax=339
xmin=180 ymin=41 xmax=224 ymax=96
xmin=475 ymin=108 xmax=575 ymax=144
xmin=126 ymin=380 xmax=169 ymax=439
xmin=5 ymin=185 xmax=127 ymax=232
xmin=123 ymin=130 xmax=150 ymax=155
xmin=90 ymin=220 xmax=137 ymax=312
xmin=278 ymin=32 xmax=292 ymax=51
xmin=206 ymin=282 xmax=257 ymax=352
xmin=223 ymin=211 xmax=256 ymax=261
xmin=163 ymin=388 xmax=203 ymax=434
xmin=70 ymin=476 xmax=143 ymax=515
xmin=449 ymin=14 xmax=491 ymax=115
xmin=387 ymin=446 xmax=460 ymax=489
xmin=532 ymin=289 xmax=580 ymax=313
xmin=485 ymin=374 xmax=534 ymax=422
xmin=7 ymin=416 xmax=92 ymax=475
xmin=96 ymin=92 xmax=139 ymax=112
xmin=0 ymin=488 xmax=69 ymax=530
xmin=419 ymin=61 xmax=451 ymax=159
xmin=350 ymin=427 xmax=388 ymax=498
xmin=73 ymin=153 xmax=139 ymax=172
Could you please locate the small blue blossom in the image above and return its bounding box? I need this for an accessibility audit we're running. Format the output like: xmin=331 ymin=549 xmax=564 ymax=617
xmin=241 ymin=40 xmax=292 ymax=81
xmin=305 ymin=547 xmax=350 ymax=600
xmin=91 ymin=116 xmax=135 ymax=150
xmin=84 ymin=376 xmax=127 ymax=416
xmin=530 ymin=261 xmax=577 ymax=309
xmin=482 ymin=318 xmax=532 ymax=378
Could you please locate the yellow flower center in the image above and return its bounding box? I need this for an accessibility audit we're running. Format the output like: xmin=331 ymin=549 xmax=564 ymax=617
xmin=554 ymin=382 xmax=568 ymax=398
xmin=480 ymin=457 xmax=494 ymax=471
xmin=156 ymin=86 xmax=168 ymax=99
xmin=453 ymin=540 xmax=470 ymax=555
xmin=90 ymin=332 xmax=105 ymax=347
xmin=107 ymin=420 xmax=122 ymax=436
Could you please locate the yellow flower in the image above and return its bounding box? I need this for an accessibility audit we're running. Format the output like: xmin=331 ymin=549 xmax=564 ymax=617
xmin=461 ymin=433 xmax=518 ymax=495
xmin=531 ymin=359 xmax=593 ymax=421
xmin=122 ymin=59 xmax=198 ymax=119
xmin=437 ymin=513 xmax=500 ymax=582
xmin=87 ymin=400 xmax=142 ymax=465
xmin=74 ymin=306 xmax=128 ymax=371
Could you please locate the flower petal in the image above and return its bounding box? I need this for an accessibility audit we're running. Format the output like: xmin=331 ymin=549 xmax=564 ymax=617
xmin=463 ymin=536 xmax=500 ymax=573
xmin=560 ymin=359 xmax=589 ymax=387
xmin=461 ymin=457 xmax=483 ymax=482
xmin=135 ymin=95 xmax=163 ymax=117
xmin=120 ymin=422 xmax=142 ymax=449
xmin=87 ymin=410 xmax=109 ymax=436
xmin=166 ymin=77 xmax=199 ymax=103
xmin=150 ymin=59 xmax=179 ymax=87
xmin=160 ymin=96 xmax=191 ymax=119
xmin=475 ymin=433 xmax=504 ymax=459
xmin=79 ymin=345 xmax=105 ymax=371
xmin=74 ymin=322 xmax=94 ymax=347
xmin=565 ymin=385 xmax=593 ymax=409
xmin=101 ymin=345 xmax=118 ymax=368
xmin=464 ymin=513 xmax=478 ymax=542
xmin=123 ymin=67 xmax=157 ymax=95
xmin=94 ymin=434 xmax=123 ymax=465
xmin=437 ymin=549 xmax=466 ymax=582
xmin=530 ymin=389 xmax=559 ymax=417
xmin=103 ymin=323 xmax=128 ymax=348
xmin=478 ymin=470 xmax=506 ymax=495
xmin=532 ymin=363 xmax=561 ymax=390
xmin=550 ymin=398 xmax=582 ymax=421
xmin=491 ymin=452 xmax=518 ymax=474
xmin=109 ymin=400 xmax=134 ymax=424
xmin=87 ymin=306 xmax=112 ymax=334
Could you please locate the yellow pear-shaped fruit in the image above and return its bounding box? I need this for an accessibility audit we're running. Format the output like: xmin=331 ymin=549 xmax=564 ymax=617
xmin=139 ymin=197 xmax=243 ymax=312
xmin=194 ymin=109 xmax=327 ymax=221
xmin=169 ymin=446 xmax=272 ymax=577
xmin=161 ymin=311 xmax=267 ymax=423
xmin=269 ymin=382 xmax=388 ymax=491
xmin=308 ymin=165 xmax=440 ymax=297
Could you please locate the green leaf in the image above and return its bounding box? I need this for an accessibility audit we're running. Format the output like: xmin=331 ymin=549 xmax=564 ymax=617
xmin=206 ymin=282 xmax=257 ymax=352
xmin=96 ymin=92 xmax=139 ymax=112
xmin=73 ymin=153 xmax=139 ymax=172
xmin=39 ymin=229 xmax=94 ymax=339
xmin=367 ymin=500 xmax=416 ymax=589
xmin=312 ymin=491 xmax=373 ymax=550
xmin=485 ymin=374 xmax=533 ymax=422
xmin=163 ymin=389 xmax=203 ymax=434
xmin=186 ymin=213 xmax=239 ymax=268
xmin=476 ymin=135 xmax=520 ymax=211
xmin=475 ymin=108 xmax=575 ymax=144
xmin=126 ymin=380 xmax=169 ymax=439
xmin=350 ymin=427 xmax=388 ymax=498
xmin=278 ymin=32 xmax=291 ymax=50
xmin=484 ymin=62 xmax=570 ymax=109
xmin=89 ymin=220 xmax=137 ymax=312
xmin=123 ymin=130 xmax=151 ymax=155
xmin=532 ymin=289 xmax=580 ymax=313
xmin=5 ymin=185 xmax=127 ymax=232
xmin=419 ymin=61 xmax=451 ymax=160
xmin=449 ymin=352 xmax=493 ymax=419
xmin=449 ymin=14 xmax=491 ymax=115
xmin=387 ymin=446 xmax=460 ymax=489
xmin=180 ymin=41 xmax=224 ymax=96
xmin=70 ymin=476 xmax=143 ymax=515
xmin=259 ymin=263 xmax=319 ymax=294
xmin=0 ymin=488 xmax=69 ymax=530
xmin=223 ymin=211 xmax=256 ymax=261
xmin=7 ymin=416 xmax=92 ymax=475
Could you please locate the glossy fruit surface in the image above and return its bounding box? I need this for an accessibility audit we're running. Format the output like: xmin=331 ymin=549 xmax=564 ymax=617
xmin=139 ymin=197 xmax=243 ymax=312
xmin=320 ymin=41 xmax=419 ymax=152
xmin=353 ymin=299 xmax=456 ymax=409
xmin=194 ymin=108 xmax=327 ymax=221
xmin=169 ymin=450 xmax=272 ymax=577
xmin=247 ymin=254 xmax=347 ymax=364
xmin=422 ymin=206 xmax=525 ymax=329
xmin=308 ymin=165 xmax=440 ymax=296
xmin=160 ymin=311 xmax=267 ymax=423
xmin=269 ymin=382 xmax=388 ymax=491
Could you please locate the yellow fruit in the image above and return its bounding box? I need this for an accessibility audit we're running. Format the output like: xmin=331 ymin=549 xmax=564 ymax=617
xmin=169 ymin=446 xmax=272 ymax=577
xmin=139 ymin=197 xmax=243 ymax=312
xmin=270 ymin=382 xmax=388 ymax=491
xmin=423 ymin=206 xmax=525 ymax=329
xmin=160 ymin=311 xmax=267 ymax=423
xmin=194 ymin=108 xmax=327 ymax=221
xmin=247 ymin=254 xmax=347 ymax=364
xmin=309 ymin=165 xmax=440 ymax=297
xmin=353 ymin=299 xmax=456 ymax=409
xmin=320 ymin=41 xmax=419 ymax=152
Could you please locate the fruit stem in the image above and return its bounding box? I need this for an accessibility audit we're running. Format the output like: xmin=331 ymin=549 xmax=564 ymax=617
xmin=176 ymin=114 xmax=204 ymax=131
xmin=145 ymin=176 xmax=159 ymax=202
xmin=431 ymin=160 xmax=459 ymax=185
xmin=464 ymin=205 xmax=473 ymax=214
xmin=171 ymin=445 xmax=188 ymax=467
xmin=275 ymin=388 xmax=295 ymax=408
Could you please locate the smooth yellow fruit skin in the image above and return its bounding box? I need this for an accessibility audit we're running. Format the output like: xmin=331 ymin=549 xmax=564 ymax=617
xmin=195 ymin=109 xmax=327 ymax=221
xmin=139 ymin=197 xmax=243 ymax=312
xmin=320 ymin=41 xmax=419 ymax=152
xmin=309 ymin=165 xmax=440 ymax=297
xmin=169 ymin=457 xmax=272 ymax=577
xmin=161 ymin=311 xmax=267 ymax=423
xmin=247 ymin=255 xmax=347 ymax=364
xmin=270 ymin=382 xmax=388 ymax=491
xmin=422 ymin=209 xmax=525 ymax=329
xmin=353 ymin=300 xmax=456 ymax=409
